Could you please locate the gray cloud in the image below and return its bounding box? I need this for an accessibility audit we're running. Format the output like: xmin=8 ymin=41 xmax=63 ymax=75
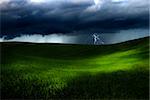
xmin=0 ymin=34 xmax=77 ymax=43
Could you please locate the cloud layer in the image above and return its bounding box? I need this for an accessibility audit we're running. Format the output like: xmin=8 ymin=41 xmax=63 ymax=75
xmin=1 ymin=0 xmax=149 ymax=34
xmin=0 ymin=0 xmax=149 ymax=44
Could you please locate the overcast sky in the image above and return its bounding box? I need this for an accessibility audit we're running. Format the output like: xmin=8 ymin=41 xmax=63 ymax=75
xmin=0 ymin=0 xmax=149 ymax=44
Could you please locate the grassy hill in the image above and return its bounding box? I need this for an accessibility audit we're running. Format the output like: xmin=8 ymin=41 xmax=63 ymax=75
xmin=0 ymin=37 xmax=149 ymax=99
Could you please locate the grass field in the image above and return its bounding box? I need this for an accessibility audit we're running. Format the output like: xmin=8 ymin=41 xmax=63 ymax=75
xmin=0 ymin=37 xmax=149 ymax=99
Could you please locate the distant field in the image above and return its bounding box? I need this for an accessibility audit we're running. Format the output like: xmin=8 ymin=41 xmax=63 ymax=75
xmin=0 ymin=37 xmax=149 ymax=99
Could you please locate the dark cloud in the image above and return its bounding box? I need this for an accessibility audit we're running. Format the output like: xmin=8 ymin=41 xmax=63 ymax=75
xmin=0 ymin=0 xmax=149 ymax=40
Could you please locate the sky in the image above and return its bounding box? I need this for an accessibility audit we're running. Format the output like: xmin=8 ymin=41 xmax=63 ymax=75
xmin=0 ymin=0 xmax=149 ymax=44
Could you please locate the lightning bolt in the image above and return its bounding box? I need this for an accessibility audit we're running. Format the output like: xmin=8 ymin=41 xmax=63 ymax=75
xmin=92 ymin=33 xmax=104 ymax=45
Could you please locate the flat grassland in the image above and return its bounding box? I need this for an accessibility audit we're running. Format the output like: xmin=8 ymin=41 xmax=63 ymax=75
xmin=1 ymin=37 xmax=149 ymax=99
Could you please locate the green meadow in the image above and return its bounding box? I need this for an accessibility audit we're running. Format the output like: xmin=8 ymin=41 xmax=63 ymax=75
xmin=1 ymin=37 xmax=149 ymax=99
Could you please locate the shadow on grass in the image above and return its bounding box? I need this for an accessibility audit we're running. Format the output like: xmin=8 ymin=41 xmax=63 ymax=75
xmin=58 ymin=69 xmax=149 ymax=99
xmin=1 ymin=69 xmax=149 ymax=99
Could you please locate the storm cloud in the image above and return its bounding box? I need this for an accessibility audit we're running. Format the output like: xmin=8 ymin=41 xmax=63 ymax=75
xmin=0 ymin=0 xmax=149 ymax=43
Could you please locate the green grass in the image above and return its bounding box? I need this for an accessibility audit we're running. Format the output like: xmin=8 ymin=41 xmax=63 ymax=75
xmin=0 ymin=37 xmax=149 ymax=99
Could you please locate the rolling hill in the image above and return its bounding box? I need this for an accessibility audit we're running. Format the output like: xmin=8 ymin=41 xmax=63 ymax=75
xmin=0 ymin=37 xmax=149 ymax=99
